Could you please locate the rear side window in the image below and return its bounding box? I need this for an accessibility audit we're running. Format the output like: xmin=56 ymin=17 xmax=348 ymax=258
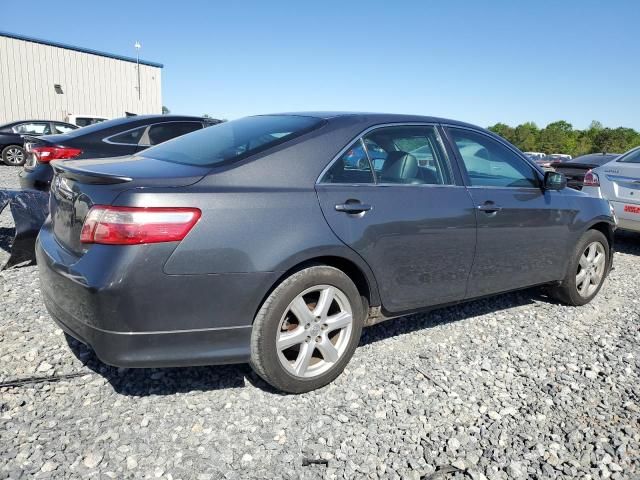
xmin=53 ymin=123 xmax=76 ymax=134
xmin=321 ymin=138 xmax=375 ymax=184
xmin=321 ymin=125 xmax=454 ymax=185
xmin=146 ymin=122 xmax=203 ymax=146
xmin=140 ymin=115 xmax=324 ymax=166
xmin=447 ymin=128 xmax=539 ymax=188
xmin=617 ymin=147 xmax=640 ymax=164
xmin=366 ymin=126 xmax=453 ymax=185
xmin=107 ymin=126 xmax=147 ymax=145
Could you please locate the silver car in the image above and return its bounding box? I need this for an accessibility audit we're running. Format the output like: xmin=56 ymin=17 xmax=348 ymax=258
xmin=582 ymin=146 xmax=640 ymax=233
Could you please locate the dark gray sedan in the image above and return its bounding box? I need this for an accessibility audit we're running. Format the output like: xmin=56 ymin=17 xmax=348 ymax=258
xmin=36 ymin=113 xmax=616 ymax=393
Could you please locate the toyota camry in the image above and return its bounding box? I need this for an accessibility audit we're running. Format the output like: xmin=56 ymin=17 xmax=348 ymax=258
xmin=36 ymin=113 xmax=616 ymax=393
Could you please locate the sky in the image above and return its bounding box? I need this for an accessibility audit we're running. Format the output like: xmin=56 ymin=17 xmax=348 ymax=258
xmin=2 ymin=0 xmax=639 ymax=129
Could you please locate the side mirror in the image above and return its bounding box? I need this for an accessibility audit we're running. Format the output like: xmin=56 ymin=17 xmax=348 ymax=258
xmin=543 ymin=171 xmax=567 ymax=191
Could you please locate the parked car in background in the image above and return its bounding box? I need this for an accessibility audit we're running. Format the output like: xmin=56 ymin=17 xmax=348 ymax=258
xmin=20 ymin=115 xmax=220 ymax=191
xmin=551 ymin=153 xmax=620 ymax=190
xmin=524 ymin=151 xmax=546 ymax=163
xmin=66 ymin=114 xmax=108 ymax=127
xmin=582 ymin=146 xmax=640 ymax=233
xmin=343 ymin=138 xmax=387 ymax=169
xmin=36 ymin=112 xmax=615 ymax=393
xmin=0 ymin=120 xmax=78 ymax=166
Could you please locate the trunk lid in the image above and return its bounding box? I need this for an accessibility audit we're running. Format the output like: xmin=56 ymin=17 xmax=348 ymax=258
xmin=49 ymin=155 xmax=210 ymax=254
xmin=600 ymin=162 xmax=640 ymax=205
xmin=552 ymin=163 xmax=594 ymax=190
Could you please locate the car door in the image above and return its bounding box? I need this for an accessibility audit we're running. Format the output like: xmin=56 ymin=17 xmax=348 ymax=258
xmin=444 ymin=126 xmax=573 ymax=298
xmin=316 ymin=124 xmax=477 ymax=313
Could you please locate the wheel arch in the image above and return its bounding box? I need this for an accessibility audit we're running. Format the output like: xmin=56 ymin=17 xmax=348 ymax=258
xmin=587 ymin=220 xmax=615 ymax=249
xmin=254 ymin=253 xmax=381 ymax=323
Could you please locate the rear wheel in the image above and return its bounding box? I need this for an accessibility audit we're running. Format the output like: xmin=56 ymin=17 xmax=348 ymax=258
xmin=250 ymin=266 xmax=364 ymax=393
xmin=2 ymin=145 xmax=26 ymax=166
xmin=547 ymin=230 xmax=609 ymax=306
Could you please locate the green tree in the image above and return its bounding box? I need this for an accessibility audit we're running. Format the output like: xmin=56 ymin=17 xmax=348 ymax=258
xmin=538 ymin=121 xmax=577 ymax=155
xmin=512 ymin=122 xmax=539 ymax=151
xmin=162 ymin=105 xmax=170 ymax=114
xmin=488 ymin=123 xmax=516 ymax=144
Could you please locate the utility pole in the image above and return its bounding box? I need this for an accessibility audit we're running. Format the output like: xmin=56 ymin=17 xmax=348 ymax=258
xmin=134 ymin=41 xmax=141 ymax=100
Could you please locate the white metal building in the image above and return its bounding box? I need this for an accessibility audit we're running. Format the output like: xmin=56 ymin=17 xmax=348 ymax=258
xmin=0 ymin=31 xmax=163 ymax=125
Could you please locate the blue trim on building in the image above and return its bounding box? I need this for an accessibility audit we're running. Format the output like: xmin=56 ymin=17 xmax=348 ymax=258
xmin=0 ymin=31 xmax=164 ymax=68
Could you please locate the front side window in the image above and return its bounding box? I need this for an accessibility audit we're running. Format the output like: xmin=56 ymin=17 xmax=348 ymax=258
xmin=447 ymin=128 xmax=539 ymax=188
xmin=617 ymin=147 xmax=640 ymax=164
xmin=364 ymin=125 xmax=453 ymax=185
xmin=140 ymin=115 xmax=323 ymax=166
xmin=14 ymin=122 xmax=50 ymax=135
xmin=146 ymin=122 xmax=203 ymax=146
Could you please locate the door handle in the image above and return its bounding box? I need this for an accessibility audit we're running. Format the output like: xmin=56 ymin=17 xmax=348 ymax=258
xmin=477 ymin=202 xmax=502 ymax=213
xmin=335 ymin=202 xmax=372 ymax=214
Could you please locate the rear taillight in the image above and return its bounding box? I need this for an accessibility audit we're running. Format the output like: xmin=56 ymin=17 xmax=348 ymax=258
xmin=80 ymin=206 xmax=201 ymax=245
xmin=583 ymin=170 xmax=600 ymax=187
xmin=32 ymin=146 xmax=83 ymax=163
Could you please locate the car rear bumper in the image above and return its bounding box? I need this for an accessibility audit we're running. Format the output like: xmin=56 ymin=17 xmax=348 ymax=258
xmin=44 ymin=290 xmax=252 ymax=367
xmin=611 ymin=200 xmax=640 ymax=233
xmin=19 ymin=164 xmax=53 ymax=191
xmin=35 ymin=224 xmax=278 ymax=367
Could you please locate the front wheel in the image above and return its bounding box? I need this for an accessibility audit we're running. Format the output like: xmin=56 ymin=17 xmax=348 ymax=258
xmin=2 ymin=145 xmax=26 ymax=166
xmin=250 ymin=266 xmax=364 ymax=393
xmin=547 ymin=230 xmax=610 ymax=306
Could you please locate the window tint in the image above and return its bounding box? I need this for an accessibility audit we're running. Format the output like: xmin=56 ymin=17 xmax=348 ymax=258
xmin=617 ymin=147 xmax=640 ymax=164
xmin=146 ymin=122 xmax=203 ymax=146
xmin=107 ymin=126 xmax=147 ymax=145
xmin=53 ymin=123 xmax=76 ymax=134
xmin=14 ymin=122 xmax=50 ymax=135
xmin=140 ymin=115 xmax=323 ymax=166
xmin=321 ymin=138 xmax=375 ymax=184
xmin=364 ymin=126 xmax=453 ymax=185
xmin=76 ymin=117 xmax=106 ymax=127
xmin=448 ymin=128 xmax=539 ymax=188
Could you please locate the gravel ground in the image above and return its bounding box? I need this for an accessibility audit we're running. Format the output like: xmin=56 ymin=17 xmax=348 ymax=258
xmin=1 ymin=164 xmax=639 ymax=479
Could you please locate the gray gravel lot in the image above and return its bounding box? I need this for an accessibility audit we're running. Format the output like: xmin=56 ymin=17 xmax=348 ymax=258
xmin=0 ymin=164 xmax=639 ymax=479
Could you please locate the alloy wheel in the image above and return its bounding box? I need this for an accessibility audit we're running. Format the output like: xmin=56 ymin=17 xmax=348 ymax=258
xmin=576 ymin=241 xmax=606 ymax=298
xmin=4 ymin=147 xmax=25 ymax=165
xmin=276 ymin=285 xmax=353 ymax=378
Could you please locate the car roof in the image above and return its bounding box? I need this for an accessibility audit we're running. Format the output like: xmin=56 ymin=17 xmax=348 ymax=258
xmin=263 ymin=111 xmax=481 ymax=127
xmin=0 ymin=119 xmax=76 ymax=127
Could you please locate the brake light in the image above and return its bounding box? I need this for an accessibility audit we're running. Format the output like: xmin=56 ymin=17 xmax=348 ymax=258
xmin=583 ymin=170 xmax=600 ymax=187
xmin=80 ymin=206 xmax=201 ymax=245
xmin=32 ymin=146 xmax=83 ymax=163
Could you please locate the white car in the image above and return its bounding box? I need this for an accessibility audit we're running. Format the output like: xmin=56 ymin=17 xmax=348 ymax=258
xmin=582 ymin=146 xmax=640 ymax=233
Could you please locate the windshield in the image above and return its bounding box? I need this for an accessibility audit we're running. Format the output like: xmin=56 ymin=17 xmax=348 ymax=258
xmin=139 ymin=115 xmax=324 ymax=166
xmin=617 ymin=147 xmax=640 ymax=164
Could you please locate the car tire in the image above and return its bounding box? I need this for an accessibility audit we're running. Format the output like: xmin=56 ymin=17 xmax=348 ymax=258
xmin=250 ymin=265 xmax=365 ymax=393
xmin=547 ymin=229 xmax=610 ymax=306
xmin=2 ymin=145 xmax=27 ymax=166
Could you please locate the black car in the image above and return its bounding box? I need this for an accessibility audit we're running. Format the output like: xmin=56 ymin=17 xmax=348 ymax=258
xmin=0 ymin=120 xmax=78 ymax=166
xmin=36 ymin=113 xmax=616 ymax=393
xmin=551 ymin=153 xmax=620 ymax=190
xmin=19 ymin=115 xmax=220 ymax=191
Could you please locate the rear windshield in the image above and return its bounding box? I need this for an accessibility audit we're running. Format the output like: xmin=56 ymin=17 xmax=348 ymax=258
xmin=617 ymin=147 xmax=640 ymax=164
xmin=139 ymin=115 xmax=324 ymax=166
